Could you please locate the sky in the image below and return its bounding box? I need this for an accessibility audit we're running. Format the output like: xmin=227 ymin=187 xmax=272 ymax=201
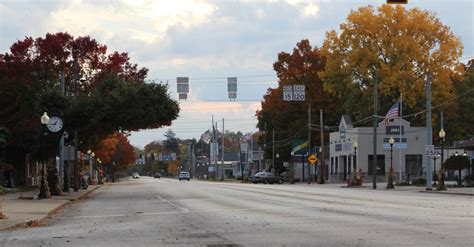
xmin=1 ymin=0 xmax=473 ymax=148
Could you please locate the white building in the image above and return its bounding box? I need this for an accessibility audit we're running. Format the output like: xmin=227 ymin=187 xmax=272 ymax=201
xmin=329 ymin=115 xmax=428 ymax=183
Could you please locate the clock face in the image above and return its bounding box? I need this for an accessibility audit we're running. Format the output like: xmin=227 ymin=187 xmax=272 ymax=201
xmin=47 ymin=116 xmax=64 ymax=133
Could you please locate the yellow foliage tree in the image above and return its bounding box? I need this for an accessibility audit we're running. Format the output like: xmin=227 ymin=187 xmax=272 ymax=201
xmin=320 ymin=5 xmax=464 ymax=123
xmin=167 ymin=161 xmax=179 ymax=175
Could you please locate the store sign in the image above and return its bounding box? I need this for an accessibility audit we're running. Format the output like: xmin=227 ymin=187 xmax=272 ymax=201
xmin=386 ymin=126 xmax=404 ymax=135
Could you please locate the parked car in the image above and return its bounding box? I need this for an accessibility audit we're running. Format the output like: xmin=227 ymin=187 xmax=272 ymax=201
xmin=280 ymin=171 xmax=290 ymax=182
xmin=178 ymin=171 xmax=190 ymax=181
xmin=132 ymin=172 xmax=140 ymax=179
xmin=154 ymin=173 xmax=161 ymax=179
xmin=252 ymin=172 xmax=284 ymax=184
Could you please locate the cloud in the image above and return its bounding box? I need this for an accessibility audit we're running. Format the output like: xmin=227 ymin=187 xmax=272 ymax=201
xmin=49 ymin=0 xmax=217 ymax=44
xmin=302 ymin=3 xmax=320 ymax=17
xmin=285 ymin=0 xmax=321 ymax=17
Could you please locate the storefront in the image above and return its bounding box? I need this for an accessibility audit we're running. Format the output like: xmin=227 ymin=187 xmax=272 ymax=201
xmin=329 ymin=115 xmax=427 ymax=183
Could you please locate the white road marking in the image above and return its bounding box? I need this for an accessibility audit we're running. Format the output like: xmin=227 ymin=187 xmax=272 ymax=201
xmin=156 ymin=194 xmax=190 ymax=213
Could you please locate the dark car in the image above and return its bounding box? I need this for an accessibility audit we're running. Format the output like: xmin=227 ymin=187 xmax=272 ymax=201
xmin=154 ymin=173 xmax=161 ymax=179
xmin=252 ymin=172 xmax=284 ymax=184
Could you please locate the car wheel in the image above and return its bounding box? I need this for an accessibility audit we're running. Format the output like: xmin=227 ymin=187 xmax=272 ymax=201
xmin=263 ymin=180 xmax=268 ymax=184
xmin=252 ymin=181 xmax=257 ymax=184
xmin=179 ymin=179 xmax=181 ymax=181
xmin=278 ymin=179 xmax=283 ymax=184
xmin=187 ymin=179 xmax=190 ymax=181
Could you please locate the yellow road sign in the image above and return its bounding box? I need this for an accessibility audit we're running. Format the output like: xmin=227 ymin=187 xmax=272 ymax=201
xmin=308 ymin=154 xmax=318 ymax=165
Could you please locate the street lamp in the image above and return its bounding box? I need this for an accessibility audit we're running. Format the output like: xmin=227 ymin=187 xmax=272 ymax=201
xmin=387 ymin=137 xmax=395 ymax=189
xmin=38 ymin=112 xmax=51 ymax=199
xmin=438 ymin=129 xmax=446 ymax=190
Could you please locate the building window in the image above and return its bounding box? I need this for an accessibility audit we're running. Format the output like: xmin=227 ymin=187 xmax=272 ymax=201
xmin=406 ymin=155 xmax=423 ymax=178
xmin=368 ymin=155 xmax=385 ymax=176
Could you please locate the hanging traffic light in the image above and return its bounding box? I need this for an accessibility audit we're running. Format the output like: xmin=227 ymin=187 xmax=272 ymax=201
xmin=386 ymin=0 xmax=407 ymax=4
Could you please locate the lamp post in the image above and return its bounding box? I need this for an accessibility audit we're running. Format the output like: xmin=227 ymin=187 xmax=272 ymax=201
xmin=438 ymin=129 xmax=446 ymax=190
xmin=38 ymin=112 xmax=51 ymax=199
xmin=463 ymin=152 xmax=468 ymax=185
xmin=455 ymin=151 xmax=462 ymax=186
xmin=387 ymin=137 xmax=395 ymax=189
xmin=433 ymin=152 xmax=440 ymax=186
xmin=87 ymin=150 xmax=95 ymax=185
xmin=97 ymin=158 xmax=102 ymax=184
xmin=353 ymin=142 xmax=358 ymax=172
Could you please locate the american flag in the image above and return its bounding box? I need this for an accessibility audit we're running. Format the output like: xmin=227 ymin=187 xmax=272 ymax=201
xmin=384 ymin=101 xmax=399 ymax=126
xmin=200 ymin=130 xmax=211 ymax=144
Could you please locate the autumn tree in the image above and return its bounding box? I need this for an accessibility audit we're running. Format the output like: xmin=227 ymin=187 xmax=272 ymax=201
xmin=320 ymin=5 xmax=463 ymax=127
xmin=93 ymin=132 xmax=135 ymax=173
xmin=256 ymin=40 xmax=341 ymax=173
xmin=0 ymin=32 xmax=179 ymax=185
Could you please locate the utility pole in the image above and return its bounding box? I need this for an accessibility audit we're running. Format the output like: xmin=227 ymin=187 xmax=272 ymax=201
xmin=221 ymin=118 xmax=224 ymax=180
xmin=272 ymin=128 xmax=275 ymax=173
xmin=73 ymin=54 xmax=79 ymax=192
xmin=308 ymin=104 xmax=311 ymax=184
xmin=319 ymin=109 xmax=325 ymax=184
xmin=59 ymin=72 xmax=65 ymax=191
xmin=399 ymin=93 xmax=403 ymax=182
xmin=426 ymin=72 xmax=433 ymax=190
xmin=373 ymin=78 xmax=378 ymax=189
xmin=264 ymin=122 xmax=267 ymax=171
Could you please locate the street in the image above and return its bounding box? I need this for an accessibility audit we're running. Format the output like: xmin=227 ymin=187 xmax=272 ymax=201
xmin=0 ymin=177 xmax=473 ymax=247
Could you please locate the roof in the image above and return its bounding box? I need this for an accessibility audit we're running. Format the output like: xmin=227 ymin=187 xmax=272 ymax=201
xmin=342 ymin=115 xmax=353 ymax=127
xmin=454 ymin=137 xmax=474 ymax=150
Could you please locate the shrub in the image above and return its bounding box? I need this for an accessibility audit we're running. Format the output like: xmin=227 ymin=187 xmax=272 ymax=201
xmin=0 ymin=185 xmax=5 ymax=195
xmin=412 ymin=178 xmax=426 ymax=186
xmin=395 ymin=181 xmax=411 ymax=186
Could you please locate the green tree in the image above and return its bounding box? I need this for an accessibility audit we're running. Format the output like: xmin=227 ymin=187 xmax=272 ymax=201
xmin=443 ymin=155 xmax=469 ymax=186
xmin=443 ymin=60 xmax=474 ymax=143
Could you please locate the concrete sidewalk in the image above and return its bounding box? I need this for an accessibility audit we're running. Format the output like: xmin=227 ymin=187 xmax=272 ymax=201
xmin=0 ymin=185 xmax=101 ymax=231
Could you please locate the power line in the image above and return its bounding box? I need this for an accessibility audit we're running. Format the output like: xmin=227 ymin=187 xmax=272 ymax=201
xmin=153 ymin=74 xmax=276 ymax=81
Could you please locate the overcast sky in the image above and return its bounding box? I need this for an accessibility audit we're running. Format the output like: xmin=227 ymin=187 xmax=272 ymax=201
xmin=1 ymin=0 xmax=472 ymax=148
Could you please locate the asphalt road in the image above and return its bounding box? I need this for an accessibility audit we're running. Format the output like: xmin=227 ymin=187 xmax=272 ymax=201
xmin=1 ymin=177 xmax=473 ymax=246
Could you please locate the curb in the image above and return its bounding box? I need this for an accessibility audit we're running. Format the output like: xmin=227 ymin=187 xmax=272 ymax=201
xmin=0 ymin=185 xmax=101 ymax=231
xmin=419 ymin=190 xmax=474 ymax=196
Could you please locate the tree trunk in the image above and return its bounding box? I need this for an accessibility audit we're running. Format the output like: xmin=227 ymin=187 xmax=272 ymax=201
xmin=0 ymin=197 xmax=7 ymax=219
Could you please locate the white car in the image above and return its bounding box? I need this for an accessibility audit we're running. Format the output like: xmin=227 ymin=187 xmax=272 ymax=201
xmin=132 ymin=172 xmax=140 ymax=179
xmin=178 ymin=171 xmax=190 ymax=181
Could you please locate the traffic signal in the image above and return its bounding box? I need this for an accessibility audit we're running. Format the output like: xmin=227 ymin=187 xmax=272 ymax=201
xmin=386 ymin=0 xmax=407 ymax=4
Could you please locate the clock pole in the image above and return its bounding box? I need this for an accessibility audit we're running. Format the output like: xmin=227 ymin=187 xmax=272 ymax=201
xmin=39 ymin=112 xmax=51 ymax=199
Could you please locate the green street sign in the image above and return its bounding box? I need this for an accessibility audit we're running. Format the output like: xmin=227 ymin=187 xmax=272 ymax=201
xmin=291 ymin=140 xmax=308 ymax=155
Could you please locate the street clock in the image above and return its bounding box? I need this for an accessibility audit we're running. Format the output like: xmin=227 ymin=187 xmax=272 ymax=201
xmin=47 ymin=116 xmax=64 ymax=133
